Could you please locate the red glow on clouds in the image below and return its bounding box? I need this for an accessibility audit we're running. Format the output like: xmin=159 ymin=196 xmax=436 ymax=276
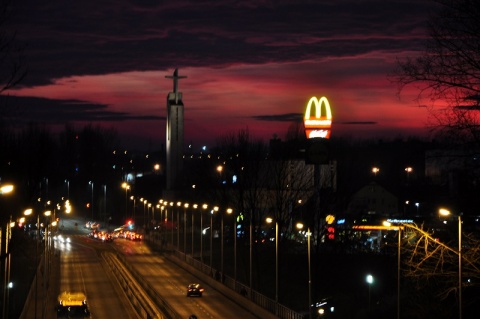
xmin=11 ymin=57 xmax=429 ymax=150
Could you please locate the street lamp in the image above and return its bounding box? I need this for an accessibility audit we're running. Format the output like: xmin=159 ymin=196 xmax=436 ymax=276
xmin=64 ymin=179 xmax=69 ymax=199
xmin=130 ymin=196 xmax=136 ymax=224
xmin=2 ymin=218 xmax=15 ymax=319
xmin=170 ymin=202 xmax=174 ymax=246
xmin=296 ymin=222 xmax=312 ymax=319
xmin=156 ymin=204 xmax=160 ymax=226
xmin=384 ymin=221 xmax=403 ymax=319
xmin=24 ymin=208 xmax=51 ymax=319
xmin=211 ymin=206 xmax=218 ymax=269
xmin=192 ymin=204 xmax=198 ymax=257
xmin=176 ymin=202 xmax=182 ymax=250
xmin=439 ymin=208 xmax=462 ymax=319
xmin=0 ymin=184 xmax=14 ymax=194
xmin=148 ymin=203 xmax=152 ymax=228
xmin=140 ymin=198 xmax=147 ymax=229
xmin=366 ymin=274 xmax=374 ymax=312
xmin=222 ymin=208 xmax=233 ymax=277
xmin=0 ymin=185 xmax=13 ymax=318
xmin=121 ymin=182 xmax=130 ymax=220
xmin=184 ymin=203 xmax=189 ymax=257
xmin=89 ymin=181 xmax=94 ymax=220
xmin=372 ymin=167 xmax=380 ymax=177
xmin=266 ymin=217 xmax=279 ymax=310
xmin=201 ymin=204 xmax=208 ymax=263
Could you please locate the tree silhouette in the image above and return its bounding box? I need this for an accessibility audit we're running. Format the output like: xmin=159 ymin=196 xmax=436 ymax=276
xmin=401 ymin=222 xmax=480 ymax=315
xmin=394 ymin=0 xmax=480 ymax=145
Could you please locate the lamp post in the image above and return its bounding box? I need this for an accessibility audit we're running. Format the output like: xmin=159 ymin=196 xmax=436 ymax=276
xmin=296 ymin=222 xmax=312 ymax=319
xmin=192 ymin=204 xmax=198 ymax=257
xmin=1 ymin=184 xmax=14 ymax=319
xmin=211 ymin=206 xmax=218 ymax=269
xmin=130 ymin=196 xmax=136 ymax=224
xmin=439 ymin=208 xmax=462 ymax=319
xmin=184 ymin=203 xmax=189 ymax=256
xmin=121 ymin=182 xmax=130 ymax=221
xmin=140 ymin=198 xmax=147 ymax=229
xmin=384 ymin=220 xmax=403 ymax=319
xmin=64 ymin=179 xmax=69 ymax=199
xmin=24 ymin=208 xmax=51 ymax=319
xmin=148 ymin=203 xmax=152 ymax=228
xmin=103 ymin=185 xmax=107 ymax=225
xmin=170 ymin=202 xmax=174 ymax=246
xmin=222 ymin=208 xmax=233 ymax=277
xmin=233 ymin=211 xmax=238 ymax=283
xmin=2 ymin=218 xmax=15 ymax=319
xmin=89 ymin=181 xmax=94 ymax=220
xmin=176 ymin=202 xmax=182 ymax=250
xmin=405 ymin=166 xmax=412 ymax=184
xmin=266 ymin=217 xmax=279 ymax=310
xmin=201 ymin=204 xmax=208 ymax=263
xmin=366 ymin=274 xmax=374 ymax=312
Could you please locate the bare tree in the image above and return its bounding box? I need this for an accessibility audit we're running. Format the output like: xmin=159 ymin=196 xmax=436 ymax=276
xmin=264 ymin=159 xmax=315 ymax=241
xmin=401 ymin=223 xmax=480 ymax=302
xmin=394 ymin=0 xmax=480 ymax=144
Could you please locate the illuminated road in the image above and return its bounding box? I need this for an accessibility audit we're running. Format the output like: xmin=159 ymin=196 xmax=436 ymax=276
xmin=56 ymin=233 xmax=139 ymax=319
xmin=114 ymin=238 xmax=263 ymax=319
xmin=37 ymin=218 xmax=270 ymax=319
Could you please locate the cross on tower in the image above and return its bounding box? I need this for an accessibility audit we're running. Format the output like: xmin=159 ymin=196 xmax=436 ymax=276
xmin=165 ymin=68 xmax=187 ymax=104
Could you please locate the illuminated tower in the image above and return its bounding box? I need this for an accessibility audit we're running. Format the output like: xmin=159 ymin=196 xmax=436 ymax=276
xmin=165 ymin=68 xmax=187 ymax=190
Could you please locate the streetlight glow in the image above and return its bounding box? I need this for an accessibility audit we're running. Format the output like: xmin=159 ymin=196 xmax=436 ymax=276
xmin=0 ymin=184 xmax=14 ymax=194
xmin=439 ymin=208 xmax=450 ymax=216
xmin=439 ymin=208 xmax=462 ymax=319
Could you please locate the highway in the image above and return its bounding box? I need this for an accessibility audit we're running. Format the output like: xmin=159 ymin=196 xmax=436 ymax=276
xmin=57 ymin=235 xmax=138 ymax=319
xmin=115 ymin=239 xmax=262 ymax=319
xmin=22 ymin=218 xmax=270 ymax=319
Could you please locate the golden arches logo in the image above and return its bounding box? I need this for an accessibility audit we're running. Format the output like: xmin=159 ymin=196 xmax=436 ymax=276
xmin=304 ymin=96 xmax=332 ymax=139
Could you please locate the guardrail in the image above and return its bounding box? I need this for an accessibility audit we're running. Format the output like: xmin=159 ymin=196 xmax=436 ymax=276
xmin=146 ymin=232 xmax=304 ymax=319
xmin=114 ymin=253 xmax=181 ymax=319
xmin=102 ymin=252 xmax=178 ymax=319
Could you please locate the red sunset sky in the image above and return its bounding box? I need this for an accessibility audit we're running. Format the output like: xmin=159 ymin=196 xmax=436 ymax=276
xmin=3 ymin=0 xmax=438 ymax=150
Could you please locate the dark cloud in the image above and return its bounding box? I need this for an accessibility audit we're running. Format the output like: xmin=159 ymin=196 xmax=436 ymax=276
xmin=1 ymin=95 xmax=163 ymax=125
xmin=253 ymin=113 xmax=303 ymax=122
xmin=10 ymin=0 xmax=435 ymax=86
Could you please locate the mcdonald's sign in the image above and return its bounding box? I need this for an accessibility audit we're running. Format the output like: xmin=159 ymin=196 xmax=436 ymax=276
xmin=304 ymin=96 xmax=332 ymax=139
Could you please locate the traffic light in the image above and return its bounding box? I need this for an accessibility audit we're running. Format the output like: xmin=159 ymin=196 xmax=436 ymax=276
xmin=326 ymin=226 xmax=335 ymax=240
xmin=325 ymin=214 xmax=335 ymax=241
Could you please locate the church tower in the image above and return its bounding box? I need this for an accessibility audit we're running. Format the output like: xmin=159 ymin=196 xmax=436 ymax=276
xmin=165 ymin=68 xmax=187 ymax=190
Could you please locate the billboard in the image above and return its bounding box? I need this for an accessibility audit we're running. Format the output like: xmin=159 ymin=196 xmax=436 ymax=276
xmin=304 ymin=96 xmax=332 ymax=139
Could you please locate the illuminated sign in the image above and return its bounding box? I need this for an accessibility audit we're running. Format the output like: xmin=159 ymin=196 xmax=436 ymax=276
xmin=304 ymin=96 xmax=332 ymax=139
xmin=352 ymin=225 xmax=401 ymax=231
xmin=386 ymin=219 xmax=414 ymax=224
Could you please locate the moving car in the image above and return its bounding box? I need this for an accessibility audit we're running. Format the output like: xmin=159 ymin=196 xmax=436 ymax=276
xmin=187 ymin=283 xmax=204 ymax=297
xmin=57 ymin=291 xmax=90 ymax=318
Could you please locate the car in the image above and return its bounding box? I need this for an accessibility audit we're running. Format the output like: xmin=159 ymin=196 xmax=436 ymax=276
xmin=187 ymin=283 xmax=204 ymax=297
xmin=57 ymin=291 xmax=90 ymax=318
xmin=90 ymin=222 xmax=100 ymax=230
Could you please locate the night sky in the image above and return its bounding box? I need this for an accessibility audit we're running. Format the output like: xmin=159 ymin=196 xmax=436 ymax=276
xmin=5 ymin=0 xmax=437 ymax=150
